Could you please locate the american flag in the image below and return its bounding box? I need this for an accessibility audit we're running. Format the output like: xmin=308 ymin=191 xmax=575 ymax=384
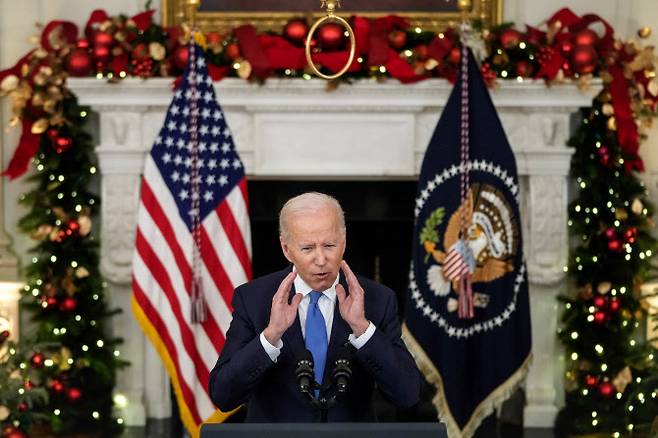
xmin=132 ymin=42 xmax=252 ymax=435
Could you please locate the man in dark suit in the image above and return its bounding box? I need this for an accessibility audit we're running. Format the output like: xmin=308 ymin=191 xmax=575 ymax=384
xmin=208 ymin=192 xmax=421 ymax=421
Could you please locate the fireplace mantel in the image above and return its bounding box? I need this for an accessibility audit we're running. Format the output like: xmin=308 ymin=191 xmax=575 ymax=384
xmin=69 ymin=77 xmax=598 ymax=428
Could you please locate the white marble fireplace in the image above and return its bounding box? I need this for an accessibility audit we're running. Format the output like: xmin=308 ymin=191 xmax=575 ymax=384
xmin=68 ymin=77 xmax=598 ymax=428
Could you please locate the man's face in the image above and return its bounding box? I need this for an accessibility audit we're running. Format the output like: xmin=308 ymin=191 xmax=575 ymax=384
xmin=280 ymin=207 xmax=346 ymax=291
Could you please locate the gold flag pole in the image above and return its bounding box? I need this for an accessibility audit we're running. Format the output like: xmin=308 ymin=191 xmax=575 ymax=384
xmin=305 ymin=0 xmax=356 ymax=80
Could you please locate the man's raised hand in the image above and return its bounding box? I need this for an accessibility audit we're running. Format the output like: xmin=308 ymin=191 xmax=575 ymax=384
xmin=336 ymin=260 xmax=370 ymax=337
xmin=263 ymin=271 xmax=302 ymax=345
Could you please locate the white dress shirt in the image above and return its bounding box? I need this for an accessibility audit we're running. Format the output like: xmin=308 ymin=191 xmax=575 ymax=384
xmin=260 ymin=270 xmax=376 ymax=362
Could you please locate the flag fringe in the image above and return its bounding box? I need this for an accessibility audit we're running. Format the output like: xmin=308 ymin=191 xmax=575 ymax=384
xmin=132 ymin=296 xmax=237 ymax=438
xmin=402 ymin=324 xmax=533 ymax=438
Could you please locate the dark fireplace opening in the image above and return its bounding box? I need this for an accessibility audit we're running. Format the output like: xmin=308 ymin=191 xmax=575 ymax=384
xmin=248 ymin=180 xmax=417 ymax=318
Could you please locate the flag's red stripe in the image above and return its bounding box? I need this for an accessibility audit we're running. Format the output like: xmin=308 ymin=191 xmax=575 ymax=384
xmin=142 ymin=180 xmax=226 ymax=351
xmin=133 ymin=279 xmax=203 ymax=425
xmin=141 ymin=180 xmax=192 ymax=290
xmin=135 ymin=230 xmax=211 ymax=388
xmin=199 ymin=227 xmax=236 ymax=312
xmin=217 ymin=198 xmax=252 ymax=280
xmin=238 ymin=178 xmax=250 ymax=213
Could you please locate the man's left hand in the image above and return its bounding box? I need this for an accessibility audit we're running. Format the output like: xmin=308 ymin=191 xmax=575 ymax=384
xmin=336 ymin=260 xmax=370 ymax=337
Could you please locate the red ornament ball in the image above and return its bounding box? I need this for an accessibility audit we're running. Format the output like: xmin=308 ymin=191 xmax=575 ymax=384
xmin=515 ymin=60 xmax=534 ymax=77
xmin=599 ymin=381 xmax=614 ymax=397
xmin=61 ymin=297 xmax=77 ymax=312
xmin=593 ymin=311 xmax=607 ymax=324
xmin=173 ymin=46 xmax=189 ymax=70
xmin=284 ymin=19 xmax=309 ymax=46
xmin=47 ymin=128 xmax=59 ymax=140
xmin=317 ymin=23 xmax=346 ymax=51
xmin=45 ymin=297 xmax=58 ymax=308
xmin=92 ymin=31 xmax=114 ymax=47
xmin=571 ymin=45 xmax=598 ymax=74
xmin=76 ymin=39 xmax=89 ymax=49
xmin=5 ymin=428 xmax=27 ymax=438
xmin=598 ymin=146 xmax=610 ymax=166
xmin=54 ymin=136 xmax=72 ymax=154
xmin=51 ymin=380 xmax=64 ymax=393
xmin=585 ymin=374 xmax=599 ymax=387
xmin=30 ymin=352 xmax=45 ymax=368
xmin=414 ymin=44 xmax=429 ymax=61
xmin=560 ymin=40 xmax=574 ymax=55
xmin=225 ymin=43 xmax=241 ymax=62
xmin=448 ymin=47 xmax=461 ymax=64
xmin=206 ymin=32 xmax=223 ymax=46
xmin=607 ymin=239 xmax=621 ymax=252
xmin=388 ymin=29 xmax=408 ymax=50
xmin=574 ymin=29 xmax=598 ymax=47
xmin=17 ymin=402 xmax=28 ymax=412
xmin=66 ymin=48 xmax=92 ymax=77
xmin=92 ymin=44 xmax=112 ymax=62
xmin=67 ymin=387 xmax=82 ymax=402
xmin=499 ymin=28 xmax=522 ymax=48
xmin=131 ymin=43 xmax=149 ymax=60
xmin=24 ymin=380 xmax=34 ymax=390
xmin=593 ymin=295 xmax=607 ymax=308
xmin=609 ymin=298 xmax=620 ymax=312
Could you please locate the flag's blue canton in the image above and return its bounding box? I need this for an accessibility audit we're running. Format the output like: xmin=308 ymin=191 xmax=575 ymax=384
xmin=150 ymin=47 xmax=244 ymax=231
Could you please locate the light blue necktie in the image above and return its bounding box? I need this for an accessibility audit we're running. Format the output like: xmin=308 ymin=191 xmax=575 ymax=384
xmin=305 ymin=291 xmax=328 ymax=397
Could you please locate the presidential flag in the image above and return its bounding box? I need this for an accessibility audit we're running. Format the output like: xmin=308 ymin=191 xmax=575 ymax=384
xmin=403 ymin=47 xmax=532 ymax=438
xmin=131 ymin=41 xmax=252 ymax=436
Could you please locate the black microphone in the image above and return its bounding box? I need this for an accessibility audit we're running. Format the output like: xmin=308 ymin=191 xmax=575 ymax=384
xmin=331 ymin=346 xmax=353 ymax=394
xmin=295 ymin=349 xmax=315 ymax=394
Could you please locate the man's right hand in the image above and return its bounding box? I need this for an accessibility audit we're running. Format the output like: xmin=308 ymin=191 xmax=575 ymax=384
xmin=263 ymin=271 xmax=303 ymax=345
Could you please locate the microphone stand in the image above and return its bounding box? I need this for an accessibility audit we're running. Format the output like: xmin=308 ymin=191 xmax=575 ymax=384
xmin=296 ymin=348 xmax=353 ymax=422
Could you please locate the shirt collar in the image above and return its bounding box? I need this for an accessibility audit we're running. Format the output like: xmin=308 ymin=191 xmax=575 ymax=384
xmin=292 ymin=266 xmax=338 ymax=302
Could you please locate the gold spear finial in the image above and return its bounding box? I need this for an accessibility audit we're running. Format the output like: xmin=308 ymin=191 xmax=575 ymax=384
xmin=458 ymin=0 xmax=472 ymax=23
xmin=321 ymin=0 xmax=341 ymax=15
xmin=187 ymin=0 xmax=201 ymax=28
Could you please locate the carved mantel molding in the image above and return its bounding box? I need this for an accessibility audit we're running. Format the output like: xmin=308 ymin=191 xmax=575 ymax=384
xmin=69 ymin=77 xmax=598 ymax=427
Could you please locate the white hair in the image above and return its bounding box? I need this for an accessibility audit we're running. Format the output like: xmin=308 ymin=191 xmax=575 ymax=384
xmin=279 ymin=192 xmax=346 ymax=241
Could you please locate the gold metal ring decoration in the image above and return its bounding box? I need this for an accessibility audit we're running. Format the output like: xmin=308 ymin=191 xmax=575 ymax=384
xmin=305 ymin=0 xmax=356 ymax=80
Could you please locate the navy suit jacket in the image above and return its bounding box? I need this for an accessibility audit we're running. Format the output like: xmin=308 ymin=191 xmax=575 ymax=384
xmin=208 ymin=266 xmax=422 ymax=422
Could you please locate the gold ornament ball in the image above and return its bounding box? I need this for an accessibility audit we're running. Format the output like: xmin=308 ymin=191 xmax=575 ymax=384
xmin=638 ymin=26 xmax=652 ymax=39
